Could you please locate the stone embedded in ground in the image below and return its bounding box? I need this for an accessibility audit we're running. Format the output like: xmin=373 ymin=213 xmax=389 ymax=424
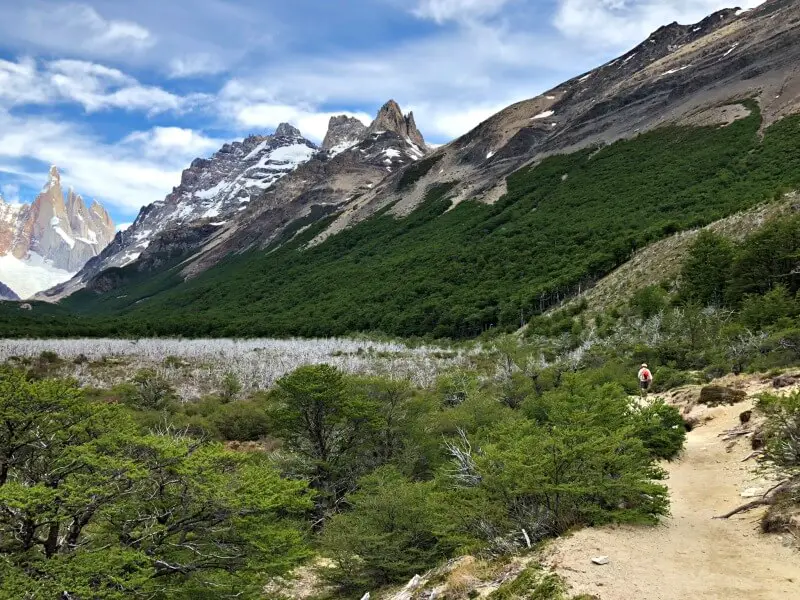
xmin=699 ymin=385 xmax=747 ymax=406
xmin=739 ymin=410 xmax=753 ymax=424
xmin=751 ymin=426 xmax=766 ymax=450
xmin=741 ymin=487 xmax=765 ymax=498
xmin=772 ymin=375 xmax=797 ymax=389
xmin=591 ymin=556 xmax=610 ymax=565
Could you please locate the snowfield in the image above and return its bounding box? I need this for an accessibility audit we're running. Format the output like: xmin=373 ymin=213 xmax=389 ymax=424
xmin=0 ymin=253 xmax=75 ymax=299
xmin=0 ymin=337 xmax=469 ymax=397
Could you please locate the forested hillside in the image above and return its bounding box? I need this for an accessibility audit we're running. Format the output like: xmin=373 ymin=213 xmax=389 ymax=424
xmin=4 ymin=103 xmax=800 ymax=339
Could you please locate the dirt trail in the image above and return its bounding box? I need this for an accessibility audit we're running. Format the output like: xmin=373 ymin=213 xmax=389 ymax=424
xmin=545 ymin=399 xmax=800 ymax=600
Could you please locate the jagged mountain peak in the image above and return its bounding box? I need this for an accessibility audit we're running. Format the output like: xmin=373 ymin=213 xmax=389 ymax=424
xmin=44 ymin=125 xmax=323 ymax=298
xmin=322 ymin=115 xmax=368 ymax=154
xmin=43 ymin=165 xmax=61 ymax=191
xmin=367 ymin=100 xmax=426 ymax=149
xmin=0 ymin=167 xmax=115 ymax=298
xmin=275 ymin=122 xmax=303 ymax=138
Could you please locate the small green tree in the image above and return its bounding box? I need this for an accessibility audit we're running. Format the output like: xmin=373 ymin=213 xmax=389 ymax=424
xmin=461 ymin=379 xmax=672 ymax=541
xmin=630 ymin=399 xmax=687 ymax=460
xmin=631 ymin=285 xmax=669 ymax=320
xmin=127 ymin=368 xmax=176 ymax=410
xmin=320 ymin=467 xmax=452 ymax=591
xmin=680 ymin=230 xmax=734 ymax=306
xmin=212 ymin=399 xmax=271 ymax=441
xmin=267 ymin=365 xmax=379 ymax=515
xmin=740 ymin=285 xmax=800 ymax=330
xmin=220 ymin=370 xmax=243 ymax=402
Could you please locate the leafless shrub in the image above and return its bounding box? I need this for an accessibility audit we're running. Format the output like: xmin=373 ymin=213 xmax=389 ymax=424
xmin=445 ymin=429 xmax=482 ymax=488
xmin=0 ymin=338 xmax=469 ymax=399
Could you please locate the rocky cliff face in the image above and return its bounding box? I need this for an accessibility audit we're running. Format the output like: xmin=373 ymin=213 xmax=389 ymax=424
xmin=366 ymin=100 xmax=426 ymax=149
xmin=321 ymin=116 xmax=368 ymax=155
xmin=42 ymin=124 xmax=320 ymax=298
xmin=178 ymin=99 xmax=428 ymax=277
xmin=0 ymin=167 xmax=114 ymax=298
xmin=312 ymin=0 xmax=800 ymax=238
xmin=45 ymin=103 xmax=429 ymax=297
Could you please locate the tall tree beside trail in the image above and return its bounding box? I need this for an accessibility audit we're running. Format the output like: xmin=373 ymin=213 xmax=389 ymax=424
xmin=267 ymin=364 xmax=381 ymax=517
xmin=0 ymin=367 xmax=311 ymax=600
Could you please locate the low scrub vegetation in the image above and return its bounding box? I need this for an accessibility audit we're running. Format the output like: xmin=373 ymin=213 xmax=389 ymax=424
xmin=1 ymin=344 xmax=685 ymax=598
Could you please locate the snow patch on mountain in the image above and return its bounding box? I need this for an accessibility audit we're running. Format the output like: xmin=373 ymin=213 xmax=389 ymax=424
xmin=0 ymin=253 xmax=75 ymax=299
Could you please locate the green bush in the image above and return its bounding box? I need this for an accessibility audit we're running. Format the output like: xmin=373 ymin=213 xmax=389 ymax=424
xmin=740 ymin=285 xmax=800 ymax=330
xmin=211 ymin=400 xmax=270 ymax=441
xmin=650 ymin=366 xmax=694 ymax=393
xmin=630 ymin=399 xmax=686 ymax=461
xmin=680 ymin=231 xmax=734 ymax=306
xmin=462 ymin=379 xmax=672 ymax=541
xmin=320 ymin=467 xmax=453 ymax=591
xmin=631 ymin=285 xmax=669 ymax=320
xmin=125 ymin=368 xmax=176 ymax=410
xmin=488 ymin=565 xmax=568 ymax=600
xmin=220 ymin=371 xmax=243 ymax=402
xmin=757 ymin=391 xmax=800 ymax=471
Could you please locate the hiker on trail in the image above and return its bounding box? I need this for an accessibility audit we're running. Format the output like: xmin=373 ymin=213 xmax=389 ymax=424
xmin=638 ymin=363 xmax=653 ymax=397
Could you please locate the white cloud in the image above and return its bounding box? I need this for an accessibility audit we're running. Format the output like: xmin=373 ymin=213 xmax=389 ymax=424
xmin=116 ymin=222 xmax=134 ymax=232
xmin=218 ymin=84 xmax=374 ymax=141
xmin=168 ymin=53 xmax=228 ymax=78
xmin=0 ymin=57 xmax=201 ymax=115
xmin=121 ymin=127 xmax=223 ymax=158
xmin=9 ymin=3 xmax=154 ymax=56
xmin=216 ymin=18 xmax=587 ymax=142
xmin=409 ymin=101 xmax=513 ymax=139
xmin=1 ymin=183 xmax=21 ymax=205
xmin=412 ymin=0 xmax=516 ymax=23
xmin=554 ymin=0 xmax=766 ymax=48
xmin=0 ymin=1 xmax=267 ymax=77
xmin=0 ymin=109 xmax=222 ymax=215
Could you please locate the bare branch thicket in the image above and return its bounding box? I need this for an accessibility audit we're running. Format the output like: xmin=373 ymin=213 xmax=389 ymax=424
xmin=444 ymin=428 xmax=482 ymax=488
xmin=0 ymin=338 xmax=472 ymax=399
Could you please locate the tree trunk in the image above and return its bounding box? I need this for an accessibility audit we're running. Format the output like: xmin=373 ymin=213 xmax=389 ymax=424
xmin=44 ymin=522 xmax=60 ymax=558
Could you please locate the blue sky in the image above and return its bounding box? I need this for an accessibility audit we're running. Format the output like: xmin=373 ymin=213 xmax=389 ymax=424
xmin=0 ymin=0 xmax=764 ymax=228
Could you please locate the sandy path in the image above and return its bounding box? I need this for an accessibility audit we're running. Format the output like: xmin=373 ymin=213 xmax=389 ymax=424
xmin=545 ymin=400 xmax=800 ymax=600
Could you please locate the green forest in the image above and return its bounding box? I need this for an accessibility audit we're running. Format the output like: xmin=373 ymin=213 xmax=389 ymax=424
xmin=6 ymin=101 xmax=800 ymax=597
xmin=5 ymin=102 xmax=800 ymax=340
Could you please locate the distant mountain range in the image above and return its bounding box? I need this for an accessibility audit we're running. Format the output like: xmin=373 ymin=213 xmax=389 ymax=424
xmin=42 ymin=99 xmax=429 ymax=298
xmin=0 ymin=167 xmax=114 ymax=299
xmin=17 ymin=0 xmax=800 ymax=340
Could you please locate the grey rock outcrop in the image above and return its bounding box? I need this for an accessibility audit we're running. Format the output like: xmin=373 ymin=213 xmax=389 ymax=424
xmin=699 ymin=386 xmax=747 ymax=407
xmin=321 ymin=116 xmax=368 ymax=154
xmin=366 ymin=100 xmax=426 ymax=150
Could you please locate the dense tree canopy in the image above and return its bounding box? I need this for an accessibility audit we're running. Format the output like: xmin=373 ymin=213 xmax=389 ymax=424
xmin=0 ymin=367 xmax=311 ymax=599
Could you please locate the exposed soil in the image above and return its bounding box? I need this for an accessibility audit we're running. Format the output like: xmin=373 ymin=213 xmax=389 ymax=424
xmin=544 ymin=390 xmax=800 ymax=600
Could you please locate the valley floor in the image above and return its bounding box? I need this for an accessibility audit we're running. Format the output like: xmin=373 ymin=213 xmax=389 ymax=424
xmin=545 ymin=394 xmax=800 ymax=599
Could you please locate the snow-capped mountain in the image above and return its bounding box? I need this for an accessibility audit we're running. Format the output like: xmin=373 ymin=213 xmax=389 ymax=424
xmin=0 ymin=167 xmax=114 ymax=299
xmin=44 ymin=103 xmax=429 ymax=298
xmin=45 ymin=124 xmax=318 ymax=293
